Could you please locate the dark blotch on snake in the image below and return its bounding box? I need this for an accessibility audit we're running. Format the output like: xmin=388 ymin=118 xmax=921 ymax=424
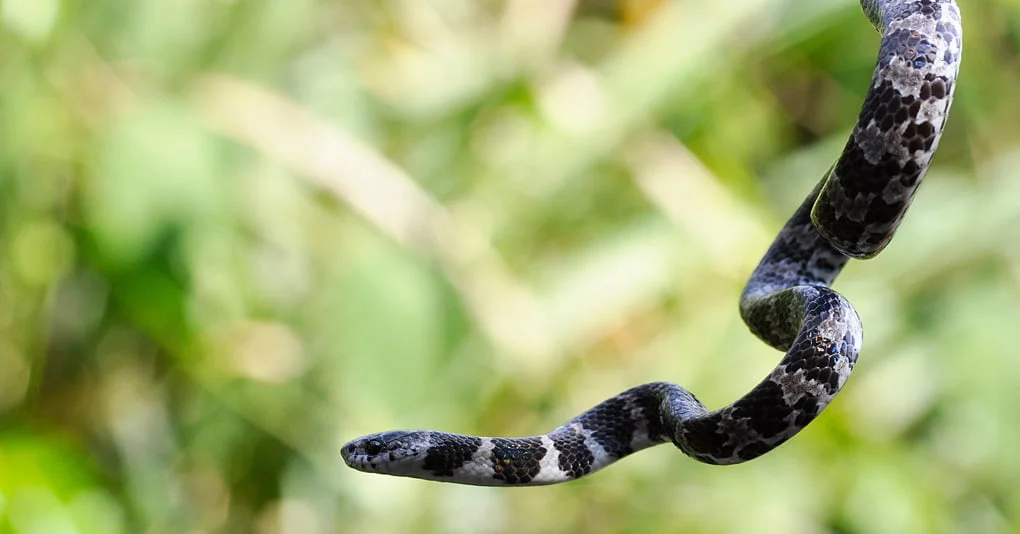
xmin=578 ymin=395 xmax=638 ymax=458
xmin=490 ymin=438 xmax=546 ymax=484
xmin=423 ymin=435 xmax=482 ymax=477
xmin=731 ymin=380 xmax=790 ymax=439
xmin=550 ymin=427 xmax=595 ymax=480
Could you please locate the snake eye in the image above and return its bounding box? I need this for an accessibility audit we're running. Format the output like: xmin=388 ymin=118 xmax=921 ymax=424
xmin=365 ymin=439 xmax=385 ymax=455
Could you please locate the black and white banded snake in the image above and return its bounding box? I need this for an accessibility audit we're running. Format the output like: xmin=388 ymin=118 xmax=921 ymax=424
xmin=341 ymin=0 xmax=962 ymax=486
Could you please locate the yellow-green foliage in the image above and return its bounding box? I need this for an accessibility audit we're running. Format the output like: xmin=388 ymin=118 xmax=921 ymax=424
xmin=0 ymin=0 xmax=1017 ymax=532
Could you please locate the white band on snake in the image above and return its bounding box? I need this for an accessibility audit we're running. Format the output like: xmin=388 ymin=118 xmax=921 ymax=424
xmin=341 ymin=0 xmax=962 ymax=486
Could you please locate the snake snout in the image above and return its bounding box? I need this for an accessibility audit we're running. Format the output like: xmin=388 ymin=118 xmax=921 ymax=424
xmin=340 ymin=442 xmax=357 ymax=466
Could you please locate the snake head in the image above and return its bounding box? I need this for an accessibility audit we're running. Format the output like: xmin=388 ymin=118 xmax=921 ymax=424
xmin=341 ymin=431 xmax=434 ymax=474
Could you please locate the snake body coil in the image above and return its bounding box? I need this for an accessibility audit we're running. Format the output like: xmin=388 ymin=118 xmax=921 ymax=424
xmin=341 ymin=0 xmax=961 ymax=486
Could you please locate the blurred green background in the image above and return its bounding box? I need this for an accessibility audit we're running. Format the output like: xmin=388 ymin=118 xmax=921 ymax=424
xmin=1 ymin=0 xmax=1019 ymax=532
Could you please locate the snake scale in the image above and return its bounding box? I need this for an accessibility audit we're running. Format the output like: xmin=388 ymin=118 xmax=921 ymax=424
xmin=341 ymin=0 xmax=962 ymax=486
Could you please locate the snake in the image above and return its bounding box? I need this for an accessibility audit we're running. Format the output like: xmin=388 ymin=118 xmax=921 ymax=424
xmin=341 ymin=0 xmax=962 ymax=486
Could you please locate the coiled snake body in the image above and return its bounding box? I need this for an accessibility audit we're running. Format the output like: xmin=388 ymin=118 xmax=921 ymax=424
xmin=341 ymin=0 xmax=962 ymax=486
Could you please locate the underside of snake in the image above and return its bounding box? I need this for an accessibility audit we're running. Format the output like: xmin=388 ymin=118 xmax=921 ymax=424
xmin=341 ymin=0 xmax=962 ymax=486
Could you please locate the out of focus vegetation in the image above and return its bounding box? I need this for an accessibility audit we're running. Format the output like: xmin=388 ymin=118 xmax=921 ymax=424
xmin=1 ymin=0 xmax=1018 ymax=532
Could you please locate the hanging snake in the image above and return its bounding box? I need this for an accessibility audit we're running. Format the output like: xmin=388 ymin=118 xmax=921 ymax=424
xmin=341 ymin=0 xmax=962 ymax=486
